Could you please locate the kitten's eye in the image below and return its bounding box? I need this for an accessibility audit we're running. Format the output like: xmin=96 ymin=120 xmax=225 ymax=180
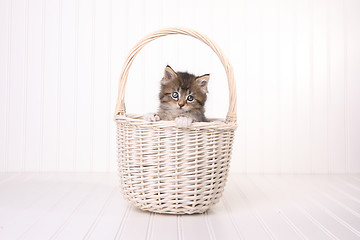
xmin=187 ymin=95 xmax=194 ymax=102
xmin=172 ymin=92 xmax=179 ymax=99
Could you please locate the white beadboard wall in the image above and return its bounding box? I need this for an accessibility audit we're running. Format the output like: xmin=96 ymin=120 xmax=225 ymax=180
xmin=0 ymin=0 xmax=359 ymax=173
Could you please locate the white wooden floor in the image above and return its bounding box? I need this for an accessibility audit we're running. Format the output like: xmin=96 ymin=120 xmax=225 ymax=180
xmin=0 ymin=173 xmax=360 ymax=240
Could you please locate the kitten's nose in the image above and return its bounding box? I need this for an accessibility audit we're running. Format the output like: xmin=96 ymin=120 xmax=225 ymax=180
xmin=178 ymin=102 xmax=184 ymax=108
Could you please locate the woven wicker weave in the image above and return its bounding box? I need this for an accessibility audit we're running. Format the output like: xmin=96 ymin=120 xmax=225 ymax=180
xmin=114 ymin=27 xmax=237 ymax=214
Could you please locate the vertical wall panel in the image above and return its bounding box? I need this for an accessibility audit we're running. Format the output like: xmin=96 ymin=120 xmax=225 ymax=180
xmin=294 ymin=0 xmax=311 ymax=173
xmin=210 ymin=0 xmax=230 ymax=122
xmin=58 ymin=0 xmax=76 ymax=171
xmin=24 ymin=0 xmax=43 ymax=171
xmin=8 ymin=0 xmax=26 ymax=171
xmin=22 ymin=0 xmax=29 ymax=171
xmin=160 ymin=0 xmax=180 ymax=71
xmin=193 ymin=0 xmax=214 ymax=99
xmin=93 ymin=0 xmax=111 ymax=171
xmin=41 ymin=0 xmax=59 ymax=171
xmin=76 ymin=0 xmax=92 ymax=171
xmin=0 ymin=0 xmax=11 ymax=171
xmin=143 ymin=0 xmax=164 ymax=115
xmin=312 ymin=0 xmax=328 ymax=173
xmin=194 ymin=0 xmax=215 ymax=121
xmin=262 ymin=0 xmax=280 ymax=173
xmin=347 ymin=0 xmax=360 ymax=173
xmin=0 ymin=0 xmax=359 ymax=173
xmin=279 ymin=0 xmax=295 ymax=173
xmin=328 ymin=0 xmax=346 ymax=173
xmin=72 ymin=0 xmax=79 ymax=171
xmin=110 ymin=0 xmax=128 ymax=173
xmin=0 ymin=1 xmax=10 ymax=171
xmin=106 ymin=0 xmax=112 ymax=172
xmin=124 ymin=0 xmax=146 ymax=115
xmin=177 ymin=0 xmax=196 ymax=70
xmin=245 ymin=0 xmax=263 ymax=173
xmin=228 ymin=0 xmax=247 ymax=173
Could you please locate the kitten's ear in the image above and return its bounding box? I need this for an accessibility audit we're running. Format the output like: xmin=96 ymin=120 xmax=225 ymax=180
xmin=196 ymin=74 xmax=210 ymax=93
xmin=161 ymin=65 xmax=177 ymax=84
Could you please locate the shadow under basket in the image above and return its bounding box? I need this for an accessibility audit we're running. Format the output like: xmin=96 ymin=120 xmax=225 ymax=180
xmin=114 ymin=28 xmax=238 ymax=214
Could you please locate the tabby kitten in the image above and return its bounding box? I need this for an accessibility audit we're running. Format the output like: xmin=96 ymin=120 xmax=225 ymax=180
xmin=145 ymin=65 xmax=210 ymax=128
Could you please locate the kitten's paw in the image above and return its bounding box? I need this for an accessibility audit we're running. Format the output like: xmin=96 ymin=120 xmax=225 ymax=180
xmin=175 ymin=117 xmax=193 ymax=128
xmin=144 ymin=113 xmax=160 ymax=122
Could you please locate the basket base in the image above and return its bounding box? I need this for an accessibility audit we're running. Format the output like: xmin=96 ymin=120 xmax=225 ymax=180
xmin=121 ymin=188 xmax=223 ymax=215
xmin=130 ymin=201 xmax=217 ymax=215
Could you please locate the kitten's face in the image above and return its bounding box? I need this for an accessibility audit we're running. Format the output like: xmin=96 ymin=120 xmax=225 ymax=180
xmin=159 ymin=65 xmax=209 ymax=113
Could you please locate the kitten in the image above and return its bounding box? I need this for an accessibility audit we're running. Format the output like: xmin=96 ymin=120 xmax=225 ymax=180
xmin=145 ymin=65 xmax=209 ymax=128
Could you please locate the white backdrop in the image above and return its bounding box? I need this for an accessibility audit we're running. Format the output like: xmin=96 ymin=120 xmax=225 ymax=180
xmin=0 ymin=0 xmax=359 ymax=173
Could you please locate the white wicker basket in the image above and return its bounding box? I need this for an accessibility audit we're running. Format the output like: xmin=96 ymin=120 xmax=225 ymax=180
xmin=114 ymin=28 xmax=237 ymax=214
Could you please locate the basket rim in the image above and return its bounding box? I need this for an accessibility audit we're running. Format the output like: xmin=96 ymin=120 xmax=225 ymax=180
xmin=115 ymin=113 xmax=237 ymax=130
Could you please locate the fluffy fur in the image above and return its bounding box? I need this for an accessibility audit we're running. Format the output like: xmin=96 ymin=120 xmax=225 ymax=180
xmin=144 ymin=65 xmax=209 ymax=128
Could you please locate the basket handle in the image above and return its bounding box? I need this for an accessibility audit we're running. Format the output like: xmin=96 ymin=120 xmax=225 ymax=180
xmin=114 ymin=27 xmax=237 ymax=123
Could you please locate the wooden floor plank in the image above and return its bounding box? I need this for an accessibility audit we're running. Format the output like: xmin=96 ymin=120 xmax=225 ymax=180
xmin=115 ymin=206 xmax=152 ymax=240
xmin=267 ymin=175 xmax=360 ymax=240
xmin=249 ymin=175 xmax=337 ymax=240
xmin=52 ymin=175 xmax=118 ymax=239
xmin=303 ymin=175 xmax=360 ymax=217
xmin=334 ymin=175 xmax=360 ymax=192
xmin=0 ymin=173 xmax=359 ymax=239
xmin=0 ymin=173 xmax=21 ymax=184
xmin=222 ymin=179 xmax=274 ymax=240
xmin=287 ymin=176 xmax=360 ymax=236
xmin=180 ymin=213 xmax=213 ymax=240
xmin=231 ymin=175 xmax=305 ymax=240
xmin=15 ymin=174 xmax=105 ymax=240
xmin=319 ymin=177 xmax=360 ymax=208
xmin=86 ymin=189 xmax=130 ymax=240
xmin=0 ymin=173 xmax=49 ymax=224
xmin=206 ymin=199 xmax=244 ymax=240
xmin=150 ymin=213 xmax=179 ymax=240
